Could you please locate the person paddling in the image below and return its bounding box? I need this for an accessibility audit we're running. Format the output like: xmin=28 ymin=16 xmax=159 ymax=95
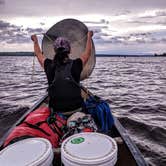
xmin=31 ymin=31 xmax=93 ymax=113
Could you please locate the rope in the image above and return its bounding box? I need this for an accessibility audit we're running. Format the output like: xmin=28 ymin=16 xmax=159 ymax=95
xmin=31 ymin=53 xmax=36 ymax=82
xmin=43 ymin=33 xmax=54 ymax=42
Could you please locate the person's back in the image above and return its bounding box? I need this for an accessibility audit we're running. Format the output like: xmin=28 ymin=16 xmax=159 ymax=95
xmin=45 ymin=58 xmax=83 ymax=112
xmin=31 ymin=31 xmax=93 ymax=113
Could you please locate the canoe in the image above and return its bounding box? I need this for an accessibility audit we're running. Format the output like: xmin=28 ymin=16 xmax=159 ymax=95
xmin=0 ymin=91 xmax=148 ymax=166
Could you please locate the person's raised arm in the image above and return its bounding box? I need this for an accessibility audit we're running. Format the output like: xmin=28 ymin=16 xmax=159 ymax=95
xmin=80 ymin=31 xmax=93 ymax=66
xmin=31 ymin=35 xmax=45 ymax=68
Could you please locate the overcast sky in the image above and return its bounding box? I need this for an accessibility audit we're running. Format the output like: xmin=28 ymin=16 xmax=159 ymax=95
xmin=0 ymin=0 xmax=166 ymax=54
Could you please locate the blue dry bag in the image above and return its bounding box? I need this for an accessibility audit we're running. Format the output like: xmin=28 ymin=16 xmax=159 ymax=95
xmin=84 ymin=96 xmax=114 ymax=133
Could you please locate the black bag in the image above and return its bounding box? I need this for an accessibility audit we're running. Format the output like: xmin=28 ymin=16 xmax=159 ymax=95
xmin=48 ymin=60 xmax=81 ymax=103
xmin=48 ymin=60 xmax=73 ymax=99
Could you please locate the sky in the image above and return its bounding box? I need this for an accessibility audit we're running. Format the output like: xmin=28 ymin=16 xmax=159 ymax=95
xmin=0 ymin=0 xmax=166 ymax=55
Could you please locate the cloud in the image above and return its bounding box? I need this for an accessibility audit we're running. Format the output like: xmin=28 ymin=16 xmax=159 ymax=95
xmin=84 ymin=19 xmax=110 ymax=36
xmin=127 ymin=20 xmax=150 ymax=25
xmin=127 ymin=19 xmax=166 ymax=26
xmin=0 ymin=30 xmax=29 ymax=44
xmin=129 ymin=32 xmax=151 ymax=37
xmin=94 ymin=35 xmax=127 ymax=45
xmin=0 ymin=0 xmax=4 ymax=5
xmin=2 ymin=17 xmax=165 ymax=48
xmin=88 ymin=25 xmax=108 ymax=31
xmin=114 ymin=10 xmax=131 ymax=16
xmin=138 ymin=9 xmax=166 ymax=19
xmin=25 ymin=27 xmax=44 ymax=34
xmin=161 ymin=38 xmax=166 ymax=42
xmin=156 ymin=20 xmax=166 ymax=25
xmin=0 ymin=20 xmax=15 ymax=29
xmin=155 ymin=10 xmax=166 ymax=17
xmin=1 ymin=3 xmax=166 ymax=54
xmin=1 ymin=0 xmax=166 ymax=18
xmin=5 ymin=34 xmax=29 ymax=44
xmin=93 ymin=30 xmax=166 ymax=47
xmin=84 ymin=19 xmax=109 ymax=25
xmin=40 ymin=22 xmax=45 ymax=26
xmin=0 ymin=20 xmax=45 ymax=44
xmin=127 ymin=31 xmax=166 ymax=44
xmin=119 ymin=9 xmax=166 ymax=29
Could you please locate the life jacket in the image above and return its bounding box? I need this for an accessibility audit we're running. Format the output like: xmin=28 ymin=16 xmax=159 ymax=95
xmin=48 ymin=59 xmax=83 ymax=111
xmin=4 ymin=106 xmax=67 ymax=148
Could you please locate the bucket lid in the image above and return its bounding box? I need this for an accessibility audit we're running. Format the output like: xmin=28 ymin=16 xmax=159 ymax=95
xmin=42 ymin=18 xmax=96 ymax=80
xmin=61 ymin=132 xmax=117 ymax=165
xmin=0 ymin=138 xmax=53 ymax=166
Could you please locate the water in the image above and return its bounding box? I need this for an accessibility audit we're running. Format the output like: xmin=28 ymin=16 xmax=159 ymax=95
xmin=0 ymin=56 xmax=166 ymax=165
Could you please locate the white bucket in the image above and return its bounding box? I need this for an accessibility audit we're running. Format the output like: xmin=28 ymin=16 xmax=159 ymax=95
xmin=61 ymin=132 xmax=118 ymax=166
xmin=0 ymin=138 xmax=54 ymax=166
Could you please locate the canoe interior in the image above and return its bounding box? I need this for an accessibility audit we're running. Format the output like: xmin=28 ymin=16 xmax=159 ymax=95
xmin=0 ymin=91 xmax=147 ymax=166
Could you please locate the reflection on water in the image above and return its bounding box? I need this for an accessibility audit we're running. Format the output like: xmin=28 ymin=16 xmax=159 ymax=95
xmin=0 ymin=56 xmax=166 ymax=166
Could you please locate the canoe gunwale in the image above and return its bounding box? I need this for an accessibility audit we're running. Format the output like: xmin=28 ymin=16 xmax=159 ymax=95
xmin=0 ymin=93 xmax=48 ymax=148
xmin=113 ymin=117 xmax=148 ymax=166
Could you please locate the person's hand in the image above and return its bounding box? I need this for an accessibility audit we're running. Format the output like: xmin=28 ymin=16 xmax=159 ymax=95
xmin=31 ymin=34 xmax=38 ymax=43
xmin=88 ymin=31 xmax=93 ymax=38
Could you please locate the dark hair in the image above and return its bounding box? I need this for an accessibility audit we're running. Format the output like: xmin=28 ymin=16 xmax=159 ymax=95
xmin=53 ymin=47 xmax=69 ymax=66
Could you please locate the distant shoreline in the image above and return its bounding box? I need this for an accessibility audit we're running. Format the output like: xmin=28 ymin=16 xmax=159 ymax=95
xmin=0 ymin=52 xmax=157 ymax=57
